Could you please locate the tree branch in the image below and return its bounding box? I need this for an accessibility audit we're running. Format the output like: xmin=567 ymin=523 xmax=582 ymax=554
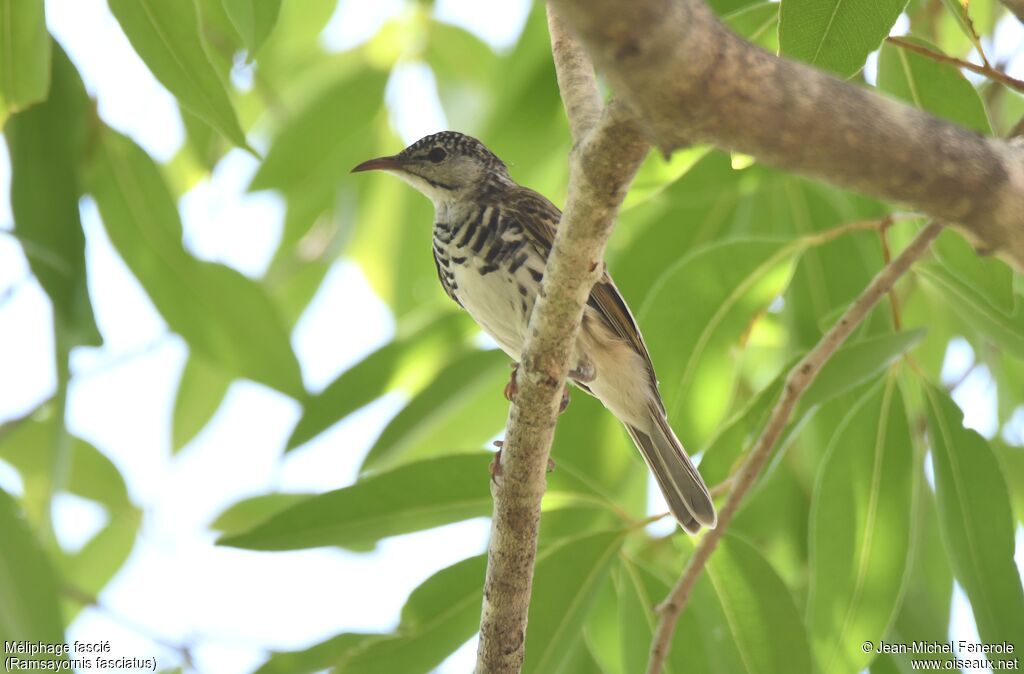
xmin=999 ymin=0 xmax=1024 ymax=23
xmin=645 ymin=220 xmax=944 ymax=674
xmin=886 ymin=36 xmax=1024 ymax=94
xmin=473 ymin=14 xmax=649 ymax=673
xmin=546 ymin=4 xmax=603 ymax=142
xmin=550 ymin=0 xmax=1024 ymax=270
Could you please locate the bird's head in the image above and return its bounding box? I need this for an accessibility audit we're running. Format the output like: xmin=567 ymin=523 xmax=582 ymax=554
xmin=352 ymin=131 xmax=510 ymax=204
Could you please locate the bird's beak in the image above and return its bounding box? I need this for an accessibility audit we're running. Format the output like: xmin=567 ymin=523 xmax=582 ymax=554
xmin=351 ymin=155 xmax=404 ymax=173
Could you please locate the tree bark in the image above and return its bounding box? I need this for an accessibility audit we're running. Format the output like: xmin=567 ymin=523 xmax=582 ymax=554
xmin=473 ymin=9 xmax=649 ymax=671
xmin=551 ymin=0 xmax=1024 ymax=270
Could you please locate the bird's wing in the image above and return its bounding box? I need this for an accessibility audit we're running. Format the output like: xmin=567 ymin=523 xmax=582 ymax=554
xmin=505 ymin=187 xmax=661 ymax=396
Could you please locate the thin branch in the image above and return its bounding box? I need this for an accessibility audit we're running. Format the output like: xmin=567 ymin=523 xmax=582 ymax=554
xmin=550 ymin=0 xmax=1024 ymax=271
xmin=0 ymin=273 xmax=33 ymax=310
xmin=546 ymin=5 xmax=603 ymax=142
xmin=63 ymin=584 xmax=198 ymax=672
xmin=473 ymin=11 xmax=649 ymax=671
xmin=645 ymin=221 xmax=944 ymax=674
xmin=886 ymin=36 xmax=1024 ymax=94
xmin=877 ymin=217 xmax=903 ymax=330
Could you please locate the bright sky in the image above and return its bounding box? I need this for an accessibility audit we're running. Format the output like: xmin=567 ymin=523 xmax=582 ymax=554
xmin=0 ymin=2 xmax=1021 ymax=673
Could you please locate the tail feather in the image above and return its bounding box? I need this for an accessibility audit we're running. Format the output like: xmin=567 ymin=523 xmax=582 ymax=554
xmin=626 ymin=407 xmax=716 ymax=532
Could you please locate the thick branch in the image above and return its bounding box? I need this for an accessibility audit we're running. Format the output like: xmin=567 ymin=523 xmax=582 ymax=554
xmin=645 ymin=221 xmax=944 ymax=674
xmin=546 ymin=5 xmax=603 ymax=141
xmin=551 ymin=0 xmax=1024 ymax=270
xmin=473 ymin=25 xmax=650 ymax=673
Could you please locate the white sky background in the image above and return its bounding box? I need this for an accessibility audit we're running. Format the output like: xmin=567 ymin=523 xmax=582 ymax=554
xmin=0 ymin=2 xmax=1021 ymax=673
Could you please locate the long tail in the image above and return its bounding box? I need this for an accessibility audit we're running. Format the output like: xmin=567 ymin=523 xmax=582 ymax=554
xmin=625 ymin=406 xmax=716 ymax=533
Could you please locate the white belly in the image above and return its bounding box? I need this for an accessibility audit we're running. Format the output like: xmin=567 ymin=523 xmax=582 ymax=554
xmin=452 ymin=263 xmax=532 ymax=360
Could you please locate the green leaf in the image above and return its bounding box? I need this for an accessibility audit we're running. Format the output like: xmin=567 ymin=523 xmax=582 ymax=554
xmin=287 ymin=312 xmax=472 ymax=452
xmin=0 ymin=0 xmax=50 ymax=116
xmin=347 ymin=161 xmax=443 ymax=318
xmin=993 ymin=441 xmax=1024 ymax=525
xmin=0 ymin=408 xmax=141 ymax=600
xmin=0 ymin=487 xmax=66 ymax=662
xmin=615 ymin=152 xmax=743 ymax=298
xmin=723 ymin=2 xmax=780 ymax=51
xmin=87 ymin=129 xmax=304 ymax=397
xmin=0 ymin=409 xmax=131 ymax=516
xmin=221 ymin=0 xmax=280 ymax=55
xmin=427 ymin=19 xmax=498 ymax=85
xmin=209 ymin=493 xmax=314 ymax=536
xmin=877 ymin=37 xmax=992 ymax=135
xmin=583 ymin=569 xmax=623 ymax=674
xmin=359 ymin=349 xmax=509 ymax=473
xmin=776 ymin=180 xmax=889 ymax=349
xmin=705 ymin=535 xmax=813 ymax=674
xmin=250 ymin=68 xmax=386 ymax=196
xmin=932 ymin=230 xmax=1014 ymax=315
xmin=918 ymin=264 xmax=1024 ymax=357
xmin=335 ymin=555 xmax=487 ymax=673
xmin=108 ymin=0 xmax=251 ymax=150
xmin=218 ymin=453 xmax=493 ymax=551
xmin=618 ymin=557 xmax=711 ymax=674
xmin=172 ymin=355 xmax=233 ymax=452
xmin=923 ymin=383 xmax=1024 ymax=646
xmin=640 ymin=239 xmax=798 ymax=447
xmin=6 ymin=45 xmax=100 ymax=345
xmin=523 ymin=531 xmax=624 ymax=674
xmin=256 ymin=634 xmax=385 ymax=674
xmin=547 ymin=391 xmax=646 ymax=519
xmin=889 ymin=492 xmax=956 ymax=670
xmin=808 ymin=375 xmax=915 ymax=673
xmin=938 ymin=0 xmax=986 ymax=58
xmin=799 ymin=328 xmax=925 ymax=412
xmin=61 ymin=507 xmax=141 ymax=603
xmin=779 ymin=0 xmax=908 ymax=77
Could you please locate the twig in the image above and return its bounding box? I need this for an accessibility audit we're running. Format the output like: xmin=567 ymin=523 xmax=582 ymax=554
xmin=877 ymin=216 xmax=903 ymax=330
xmin=0 ymin=273 xmax=32 ymax=309
xmin=63 ymin=584 xmax=198 ymax=672
xmin=886 ymin=36 xmax=1024 ymax=95
xmin=70 ymin=332 xmax=172 ymax=381
xmin=473 ymin=8 xmax=649 ymax=672
xmin=946 ymin=358 xmax=979 ymax=393
xmin=645 ymin=221 xmax=944 ymax=674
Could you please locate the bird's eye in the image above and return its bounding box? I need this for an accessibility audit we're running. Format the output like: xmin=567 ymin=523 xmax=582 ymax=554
xmin=428 ymin=147 xmax=447 ymax=163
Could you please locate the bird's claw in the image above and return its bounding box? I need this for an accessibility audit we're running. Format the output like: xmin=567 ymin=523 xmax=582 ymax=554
xmin=491 ymin=440 xmax=504 ymax=483
xmin=490 ymin=440 xmax=555 ymax=482
xmin=506 ymin=362 xmax=570 ymax=414
xmin=569 ymin=358 xmax=595 ymax=383
xmin=504 ymin=363 xmax=519 ymax=402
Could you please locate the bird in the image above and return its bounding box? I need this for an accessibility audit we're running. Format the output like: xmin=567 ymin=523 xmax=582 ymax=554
xmin=352 ymin=131 xmax=716 ymax=532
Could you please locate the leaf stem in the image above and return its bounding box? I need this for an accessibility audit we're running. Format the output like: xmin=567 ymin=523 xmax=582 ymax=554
xmin=645 ymin=221 xmax=943 ymax=674
xmin=886 ymin=36 xmax=1024 ymax=95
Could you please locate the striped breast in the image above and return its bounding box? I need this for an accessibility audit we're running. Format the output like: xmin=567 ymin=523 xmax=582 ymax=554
xmin=432 ymin=203 xmax=546 ymax=359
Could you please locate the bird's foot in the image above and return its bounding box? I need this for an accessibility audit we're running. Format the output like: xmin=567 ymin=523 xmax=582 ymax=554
xmin=491 ymin=440 xmax=504 ymax=483
xmin=491 ymin=440 xmax=555 ymax=481
xmin=506 ymin=362 xmax=571 ymax=414
xmin=569 ymin=358 xmax=595 ymax=383
xmin=559 ymin=386 xmax=571 ymax=414
xmin=504 ymin=363 xmax=519 ymax=402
